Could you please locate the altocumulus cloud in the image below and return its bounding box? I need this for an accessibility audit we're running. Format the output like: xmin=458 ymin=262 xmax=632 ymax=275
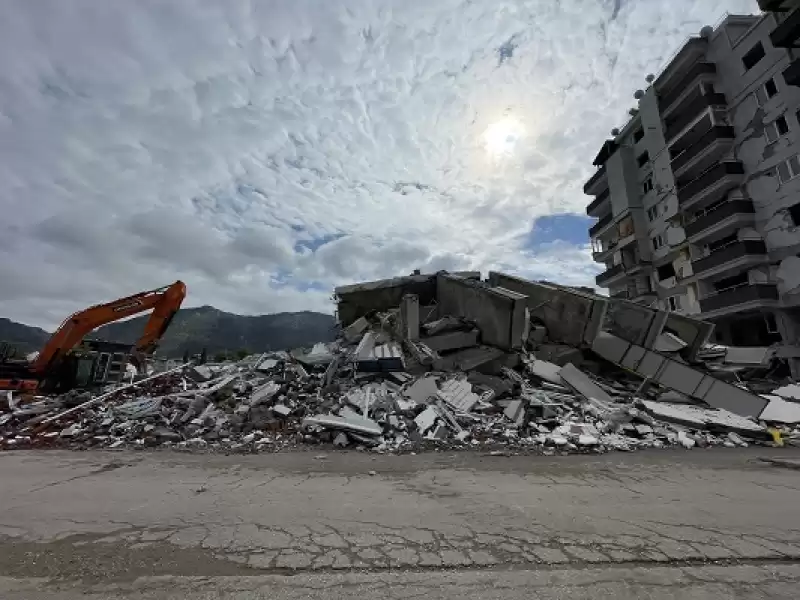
xmin=0 ymin=0 xmax=757 ymax=328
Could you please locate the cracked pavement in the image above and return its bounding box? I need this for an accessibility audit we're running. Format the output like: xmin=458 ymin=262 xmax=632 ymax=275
xmin=2 ymin=447 xmax=800 ymax=598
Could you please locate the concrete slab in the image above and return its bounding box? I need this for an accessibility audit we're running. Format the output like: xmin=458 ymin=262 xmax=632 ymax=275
xmin=343 ymin=317 xmax=370 ymax=343
xmin=436 ymin=273 xmax=527 ymax=350
xmin=526 ymin=358 xmax=563 ymax=384
xmin=403 ymin=376 xmax=439 ymax=404
xmin=422 ymin=329 xmax=480 ymax=353
xmin=303 ymin=414 xmax=382 ymax=437
xmin=438 ymin=379 xmax=480 ymax=412
xmin=558 ymin=363 xmax=615 ymax=404
xmin=432 ymin=345 xmax=505 ymax=372
xmin=399 ymin=294 xmax=420 ymax=341
xmin=759 ymin=395 xmax=800 ymax=424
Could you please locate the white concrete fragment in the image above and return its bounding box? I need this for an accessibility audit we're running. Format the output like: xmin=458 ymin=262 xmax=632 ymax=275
xmin=759 ymin=394 xmax=800 ymax=423
xmin=727 ymin=432 xmax=748 ymax=447
xmin=272 ymin=404 xmax=292 ymax=417
xmin=414 ymin=406 xmax=439 ymax=434
xmin=303 ymin=414 xmax=382 ymax=437
xmin=654 ymin=332 xmax=688 ymax=353
xmin=578 ymin=434 xmax=599 ymax=446
xmin=677 ymin=430 xmax=695 ymax=449
xmin=504 ymin=400 xmax=527 ymax=427
xmin=773 ymin=383 xmax=800 ymax=401
xmin=333 ymin=432 xmax=349 ymax=447
xmin=438 ymin=379 xmax=480 ymax=412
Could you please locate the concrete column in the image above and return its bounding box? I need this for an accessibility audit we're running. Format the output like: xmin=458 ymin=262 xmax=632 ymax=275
xmin=400 ymin=294 xmax=420 ymax=341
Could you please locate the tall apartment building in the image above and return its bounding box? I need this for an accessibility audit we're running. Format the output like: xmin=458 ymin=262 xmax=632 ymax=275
xmin=585 ymin=7 xmax=800 ymax=374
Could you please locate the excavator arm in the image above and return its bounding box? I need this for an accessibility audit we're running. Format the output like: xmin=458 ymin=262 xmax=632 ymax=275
xmin=29 ymin=281 xmax=186 ymax=376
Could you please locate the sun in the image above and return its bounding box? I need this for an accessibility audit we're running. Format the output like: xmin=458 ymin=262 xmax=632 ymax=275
xmin=483 ymin=118 xmax=524 ymax=158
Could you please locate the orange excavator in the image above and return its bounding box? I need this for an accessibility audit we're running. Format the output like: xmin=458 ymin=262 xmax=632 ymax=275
xmin=0 ymin=281 xmax=186 ymax=392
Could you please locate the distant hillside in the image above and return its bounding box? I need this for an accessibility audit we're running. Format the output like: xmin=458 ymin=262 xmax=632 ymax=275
xmin=1 ymin=307 xmax=337 ymax=358
xmin=0 ymin=317 xmax=51 ymax=356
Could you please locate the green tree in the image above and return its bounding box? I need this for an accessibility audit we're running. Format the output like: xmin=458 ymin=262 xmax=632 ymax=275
xmin=235 ymin=348 xmax=249 ymax=360
xmin=213 ymin=352 xmax=228 ymax=363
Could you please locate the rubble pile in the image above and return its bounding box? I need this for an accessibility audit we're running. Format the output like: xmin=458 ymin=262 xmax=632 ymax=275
xmin=2 ymin=270 xmax=799 ymax=454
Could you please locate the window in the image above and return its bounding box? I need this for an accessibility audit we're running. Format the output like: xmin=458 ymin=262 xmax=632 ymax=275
xmin=765 ymin=313 xmax=779 ymax=334
xmin=755 ymin=77 xmax=779 ymax=105
xmin=776 ymin=154 xmax=800 ymax=184
xmin=633 ymin=128 xmax=644 ymax=143
xmin=637 ymin=151 xmax=650 ymax=167
xmin=742 ymin=42 xmax=765 ymax=70
xmin=651 ymin=234 xmax=664 ymax=250
xmin=701 ymin=82 xmax=716 ymax=95
xmin=647 ymin=204 xmax=660 ymax=221
xmin=788 ymin=201 xmax=800 ymax=226
xmin=667 ymin=295 xmax=682 ymax=311
xmin=657 ymin=263 xmax=676 ymax=281
xmin=765 ymin=115 xmax=789 ymax=144
xmin=642 ymin=177 xmax=654 ymax=195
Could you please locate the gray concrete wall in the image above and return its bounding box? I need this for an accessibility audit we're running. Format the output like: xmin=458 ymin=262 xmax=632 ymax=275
xmin=487 ymin=272 xmax=607 ymax=347
xmin=604 ymin=300 xmax=656 ymax=346
xmin=436 ymin=273 xmax=527 ymax=350
xmin=663 ymin=312 xmax=716 ymax=360
xmin=336 ymin=272 xmax=479 ymax=326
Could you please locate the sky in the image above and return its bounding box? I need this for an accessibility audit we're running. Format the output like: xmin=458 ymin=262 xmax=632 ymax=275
xmin=0 ymin=0 xmax=759 ymax=329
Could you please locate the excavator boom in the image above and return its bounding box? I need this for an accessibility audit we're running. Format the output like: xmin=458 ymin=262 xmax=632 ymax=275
xmin=29 ymin=280 xmax=186 ymax=376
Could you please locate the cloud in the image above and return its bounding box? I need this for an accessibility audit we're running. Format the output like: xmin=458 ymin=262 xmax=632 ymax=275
xmin=0 ymin=0 xmax=759 ymax=328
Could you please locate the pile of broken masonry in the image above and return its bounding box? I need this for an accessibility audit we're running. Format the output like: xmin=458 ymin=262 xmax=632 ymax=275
xmin=2 ymin=270 xmax=800 ymax=455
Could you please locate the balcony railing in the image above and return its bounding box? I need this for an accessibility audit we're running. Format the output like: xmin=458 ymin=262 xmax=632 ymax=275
xmin=678 ymin=161 xmax=744 ymax=206
xmin=586 ymin=188 xmax=610 ymax=216
xmin=589 ymin=213 xmax=613 ymax=237
xmin=583 ymin=165 xmax=608 ymax=194
xmin=685 ymin=199 xmax=755 ymax=238
xmin=692 ymin=240 xmax=767 ymax=274
xmin=671 ymin=125 xmax=735 ymax=173
xmin=595 ymin=263 xmax=624 ymax=286
xmin=700 ymin=283 xmax=778 ymax=312
xmin=658 ymin=62 xmax=716 ymax=112
xmin=663 ymin=92 xmax=727 ymax=142
xmin=770 ymin=7 xmax=800 ymax=48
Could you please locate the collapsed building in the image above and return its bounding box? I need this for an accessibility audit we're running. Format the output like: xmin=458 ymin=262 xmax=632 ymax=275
xmin=2 ymin=271 xmax=799 ymax=454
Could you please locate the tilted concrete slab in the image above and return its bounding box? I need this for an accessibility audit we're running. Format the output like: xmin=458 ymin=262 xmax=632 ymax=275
xmin=591 ymin=331 xmax=769 ymax=418
xmin=436 ymin=273 xmax=527 ymax=350
xmin=487 ymin=272 xmax=607 ymax=347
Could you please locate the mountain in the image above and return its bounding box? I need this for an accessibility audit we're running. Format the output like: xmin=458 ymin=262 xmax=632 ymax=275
xmin=0 ymin=307 xmax=337 ymax=358
xmin=0 ymin=318 xmax=51 ymax=356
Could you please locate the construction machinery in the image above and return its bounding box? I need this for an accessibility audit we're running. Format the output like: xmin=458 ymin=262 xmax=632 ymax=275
xmin=0 ymin=281 xmax=186 ymax=392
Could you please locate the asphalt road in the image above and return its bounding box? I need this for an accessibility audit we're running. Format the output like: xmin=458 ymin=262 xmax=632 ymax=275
xmin=2 ymin=447 xmax=800 ymax=599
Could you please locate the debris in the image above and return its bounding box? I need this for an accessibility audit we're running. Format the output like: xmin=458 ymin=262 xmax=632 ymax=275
xmin=2 ymin=269 xmax=795 ymax=456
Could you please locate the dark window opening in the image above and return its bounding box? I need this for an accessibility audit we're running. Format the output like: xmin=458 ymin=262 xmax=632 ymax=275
xmin=637 ymin=151 xmax=649 ymax=167
xmin=765 ymin=77 xmax=778 ymax=98
xmin=657 ymin=263 xmax=676 ymax=281
xmin=701 ymin=82 xmax=716 ymax=95
xmin=742 ymin=42 xmax=765 ymax=70
xmin=714 ymin=271 xmax=748 ymax=292
xmin=788 ymin=201 xmax=800 ymax=226
xmin=708 ymin=231 xmax=738 ymax=253
xmin=777 ymin=115 xmax=789 ymax=135
xmin=765 ymin=313 xmax=779 ymax=334
xmin=633 ymin=128 xmax=644 ymax=143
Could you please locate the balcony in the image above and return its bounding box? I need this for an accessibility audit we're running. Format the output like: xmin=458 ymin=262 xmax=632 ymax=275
xmin=658 ymin=62 xmax=716 ymax=114
xmin=596 ymin=263 xmax=624 ymax=286
xmin=770 ymin=7 xmax=800 ymax=47
xmin=670 ymin=119 xmax=735 ymax=174
xmin=700 ymin=283 xmax=778 ymax=313
xmin=586 ymin=188 xmax=610 ymax=216
xmin=663 ymin=92 xmax=727 ymax=143
xmin=589 ymin=213 xmax=613 ymax=237
xmin=692 ymin=240 xmax=767 ymax=276
xmin=678 ymin=161 xmax=745 ymax=211
xmin=583 ymin=165 xmax=608 ymax=195
xmin=784 ymin=58 xmax=800 ymax=87
xmin=685 ymin=199 xmax=755 ymax=241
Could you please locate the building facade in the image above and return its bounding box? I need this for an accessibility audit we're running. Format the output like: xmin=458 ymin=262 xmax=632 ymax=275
xmin=586 ymin=7 xmax=800 ymax=369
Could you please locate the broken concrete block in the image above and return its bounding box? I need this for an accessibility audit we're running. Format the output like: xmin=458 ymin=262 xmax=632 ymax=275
xmin=759 ymin=395 xmax=800 ymax=424
xmin=343 ymin=316 xmax=370 ymax=343
xmin=438 ymin=379 xmax=480 ymax=412
xmin=414 ymin=406 xmax=439 ymax=434
xmin=677 ymin=430 xmax=695 ymax=449
xmin=433 ymin=345 xmax=504 ymax=372
xmin=535 ymin=344 xmax=583 ymax=367
xmin=251 ymin=382 xmax=280 ymax=406
xmin=528 ymin=325 xmax=547 ymax=345
xmin=577 ymin=434 xmax=599 ymax=446
xmin=727 ymin=432 xmax=748 ymax=447
xmin=526 ymin=359 xmax=563 ymax=384
xmin=333 ymin=432 xmax=349 ymax=447
xmin=187 ymin=366 xmax=214 ymax=383
xmin=558 ymin=363 xmax=614 ymax=405
xmin=503 ymin=400 xmax=527 ymax=427
xmin=272 ymin=404 xmax=292 ymax=418
xmin=423 ymin=329 xmax=480 ymax=353
xmin=424 ymin=316 xmax=472 ymax=335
